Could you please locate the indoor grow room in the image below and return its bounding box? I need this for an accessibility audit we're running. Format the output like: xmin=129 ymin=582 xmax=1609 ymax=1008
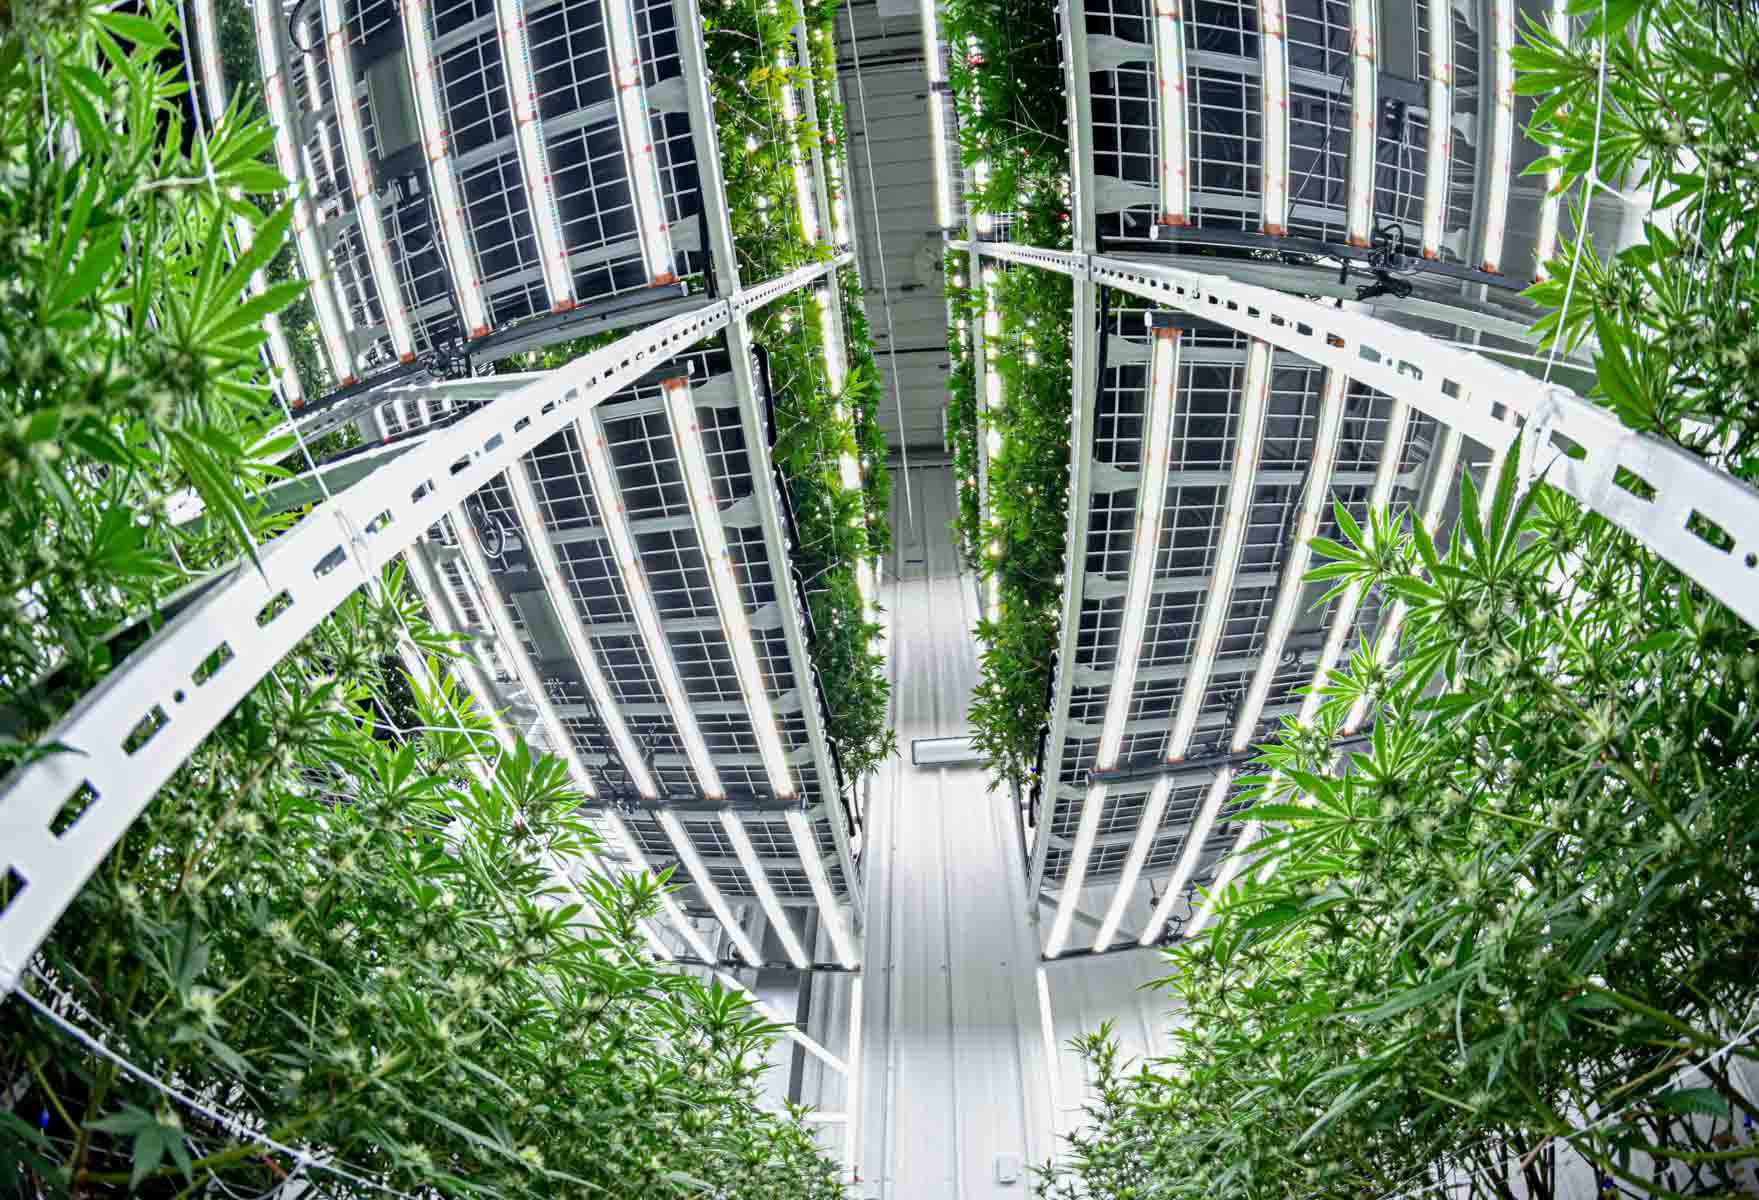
xmin=2 ymin=0 xmax=1757 ymax=1195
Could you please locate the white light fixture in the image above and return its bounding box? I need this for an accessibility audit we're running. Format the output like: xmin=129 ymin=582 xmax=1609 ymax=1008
xmin=402 ymin=0 xmax=490 ymax=337
xmin=786 ymin=809 xmax=859 ymax=967
xmin=662 ymin=379 xmax=795 ymax=798
xmin=1422 ymin=2 xmax=1453 ymax=258
xmin=1097 ymin=328 xmax=1179 ymax=766
xmin=1533 ymin=0 xmax=1570 ymax=279
xmin=578 ymin=408 xmax=725 ymax=796
xmin=1137 ymin=768 xmax=1233 ymax=945
xmin=1300 ymin=401 xmax=1410 ymax=726
xmin=920 ymin=0 xmax=944 ymax=83
xmin=1154 ymin=0 xmax=1189 ymax=228
xmin=928 ymin=90 xmax=955 ymax=229
xmin=720 ymin=813 xmax=809 ymax=968
xmin=1166 ymin=339 xmax=1271 ymax=760
xmin=1259 ymin=0 xmax=1290 ymax=235
xmin=505 ymin=461 xmax=659 ymax=797
xmin=778 ymin=55 xmax=821 ymax=246
xmin=657 ymin=810 xmax=764 ymax=965
xmin=191 ymin=0 xmax=226 ymax=122
xmin=1232 ymin=367 xmax=1347 ymax=751
xmin=1481 ymin=0 xmax=1516 ymax=272
xmin=495 ymin=0 xmax=575 ymax=310
xmin=604 ymin=0 xmax=677 ymax=283
xmin=1092 ymin=777 xmax=1172 ymax=950
xmin=1341 ymin=425 xmax=1460 ymax=735
xmin=818 ymin=289 xmax=848 ymax=395
xmin=1347 ymin=0 xmax=1376 ymax=246
xmin=1044 ymin=783 xmax=1108 ymax=958
xmin=323 ymin=0 xmax=415 ymax=361
xmin=448 ymin=506 xmax=597 ymax=796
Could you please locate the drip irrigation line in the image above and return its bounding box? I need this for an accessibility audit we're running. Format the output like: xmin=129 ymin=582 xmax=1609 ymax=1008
xmin=15 ymin=983 xmax=422 ymax=1199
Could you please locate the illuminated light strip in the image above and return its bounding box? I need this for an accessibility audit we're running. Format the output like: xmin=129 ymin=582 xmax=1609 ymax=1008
xmin=657 ymin=810 xmax=765 ymax=965
xmin=503 ymin=461 xmax=659 ymax=797
xmin=323 ymin=0 xmax=416 ymax=361
xmin=495 ymin=0 xmax=576 ymax=310
xmin=1259 ymin=0 xmax=1290 ymax=235
xmin=577 ymin=405 xmax=724 ymax=796
xmin=1346 ymin=0 xmax=1376 ymax=246
xmin=1230 ymin=367 xmax=1348 ymax=751
xmin=1342 ymin=426 xmax=1461 ymax=735
xmin=255 ymin=10 xmax=355 ymax=385
xmin=720 ymin=813 xmax=810 ymax=968
xmin=1087 ymin=329 xmax=1182 ymax=952
xmin=448 ymin=507 xmax=598 ymax=795
xmin=1480 ymin=0 xmax=1516 ymax=272
xmin=1165 ymin=338 xmax=1272 ymax=761
xmin=191 ymin=0 xmax=227 ymax=122
xmin=1153 ymin=0 xmax=1189 ymax=227
xmin=603 ymin=0 xmax=677 ymax=283
xmin=662 ymin=378 xmax=796 ymax=797
xmin=1532 ymin=0 xmax=1570 ymax=279
xmin=786 ymin=809 xmax=860 ymax=968
xmin=403 ymin=0 xmax=491 ymax=337
xmin=1043 ymin=782 xmax=1108 ymax=959
xmin=1421 ymin=0 xmax=1453 ymax=258
xmin=778 ymin=54 xmax=821 ymax=246
xmin=1137 ymin=767 xmax=1234 ymax=945
xmin=1298 ymin=399 xmax=1411 ymax=726
xmin=928 ymin=89 xmax=956 ymax=229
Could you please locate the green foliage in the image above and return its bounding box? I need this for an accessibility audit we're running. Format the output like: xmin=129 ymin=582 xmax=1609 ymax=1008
xmin=1 ymin=3 xmax=850 ymax=1195
xmin=1038 ymin=453 xmax=1759 ymax=1200
xmin=703 ymin=0 xmax=895 ymax=779
xmin=962 ymin=266 xmax=1074 ymax=787
xmin=1517 ymin=0 xmax=1758 ymax=481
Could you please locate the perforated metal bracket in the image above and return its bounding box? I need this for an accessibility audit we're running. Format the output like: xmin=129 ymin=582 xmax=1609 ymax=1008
xmin=974 ymin=243 xmax=1759 ymax=631
xmin=0 ymin=263 xmax=841 ymax=996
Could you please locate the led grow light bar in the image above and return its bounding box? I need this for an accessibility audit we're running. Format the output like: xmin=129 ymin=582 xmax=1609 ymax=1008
xmin=1231 ymin=367 xmax=1348 ymax=751
xmin=1044 ymin=783 xmax=1109 ymax=959
xmin=192 ymin=0 xmax=226 ymax=122
xmin=787 ymin=809 xmax=860 ymax=967
xmin=1341 ymin=425 xmax=1460 ymax=735
xmin=448 ymin=508 xmax=598 ymax=795
xmin=779 ymin=54 xmax=822 ymax=246
xmin=1480 ymin=0 xmax=1516 ymax=272
xmin=1533 ymin=0 xmax=1570 ymax=279
xmin=657 ymin=810 xmax=764 ymax=965
xmin=1347 ymin=0 xmax=1376 ymax=246
xmin=1154 ymin=0 xmax=1190 ymax=227
xmin=662 ymin=379 xmax=795 ymax=798
xmin=256 ymin=13 xmax=354 ymax=385
xmin=1137 ymin=768 xmax=1233 ymax=946
xmin=1085 ymin=330 xmax=1182 ymax=952
xmin=1299 ymin=400 xmax=1410 ymax=726
xmin=323 ymin=0 xmax=416 ymax=361
xmin=496 ymin=0 xmax=575 ymax=310
xmin=1097 ymin=328 xmax=1180 ymax=765
xmin=929 ymin=89 xmax=956 ymax=229
xmin=1421 ymin=1 xmax=1453 ymax=258
xmin=1259 ymin=0 xmax=1290 ymax=235
xmin=604 ymin=0 xmax=677 ymax=283
xmin=578 ymin=408 xmax=725 ymax=797
xmin=504 ymin=461 xmax=660 ymax=798
xmin=1165 ymin=339 xmax=1272 ymax=761
xmin=403 ymin=0 xmax=491 ymax=337
xmin=720 ymin=813 xmax=809 ymax=968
